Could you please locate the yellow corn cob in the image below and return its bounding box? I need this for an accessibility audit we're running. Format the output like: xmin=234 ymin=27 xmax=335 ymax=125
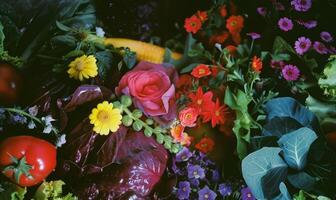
xmin=104 ymin=38 xmax=182 ymax=64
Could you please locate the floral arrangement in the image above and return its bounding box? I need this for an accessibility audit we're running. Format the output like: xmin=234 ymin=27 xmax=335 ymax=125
xmin=0 ymin=0 xmax=335 ymax=200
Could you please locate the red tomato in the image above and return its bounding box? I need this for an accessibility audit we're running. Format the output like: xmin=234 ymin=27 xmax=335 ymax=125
xmin=0 ymin=136 xmax=57 ymax=187
xmin=0 ymin=63 xmax=22 ymax=105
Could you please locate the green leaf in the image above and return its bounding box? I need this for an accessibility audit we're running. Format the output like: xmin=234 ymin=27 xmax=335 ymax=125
xmin=288 ymin=172 xmax=317 ymax=192
xmin=51 ymin=35 xmax=76 ymax=47
xmin=0 ymin=22 xmax=4 ymax=52
xmin=272 ymin=53 xmax=291 ymax=61
xmin=55 ymin=20 xmax=72 ymax=32
xmin=123 ymin=48 xmax=136 ymax=69
xmin=278 ymin=127 xmax=318 ymax=170
xmin=144 ymin=128 xmax=153 ymax=137
xmin=262 ymin=117 xmax=303 ymax=138
xmin=180 ymin=63 xmax=199 ymax=74
xmin=95 ymin=50 xmax=113 ymax=80
xmin=122 ymin=116 xmax=133 ymax=127
xmin=132 ymin=109 xmax=143 ymax=118
xmin=34 ymin=180 xmax=77 ymax=200
xmin=63 ymin=50 xmax=84 ymax=59
xmin=242 ymin=147 xmax=288 ymax=199
xmin=156 ymin=133 xmax=164 ymax=144
xmin=273 ymin=36 xmax=296 ymax=54
xmin=0 ymin=181 xmax=26 ymax=200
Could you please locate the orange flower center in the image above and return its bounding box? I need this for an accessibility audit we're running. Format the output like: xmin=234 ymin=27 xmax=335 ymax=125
xmin=215 ymin=111 xmax=220 ymax=116
xmin=231 ymin=21 xmax=237 ymax=26
xmin=198 ymin=68 xmax=205 ymax=74
xmin=185 ymin=113 xmax=193 ymax=119
xmin=197 ymin=99 xmax=203 ymax=105
xmin=97 ymin=111 xmax=110 ymax=122
xmin=191 ymin=22 xmax=197 ymax=27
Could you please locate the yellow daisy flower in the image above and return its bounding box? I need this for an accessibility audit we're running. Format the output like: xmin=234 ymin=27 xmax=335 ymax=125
xmin=89 ymin=101 xmax=122 ymax=135
xmin=67 ymin=55 xmax=98 ymax=81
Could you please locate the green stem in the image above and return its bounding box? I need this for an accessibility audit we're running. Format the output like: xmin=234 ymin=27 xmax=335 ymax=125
xmin=4 ymin=108 xmax=42 ymax=124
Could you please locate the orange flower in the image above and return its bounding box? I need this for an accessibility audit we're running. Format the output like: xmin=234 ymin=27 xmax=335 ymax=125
xmin=179 ymin=107 xmax=199 ymax=127
xmin=191 ymin=64 xmax=212 ymax=78
xmin=184 ymin=15 xmax=202 ymax=34
xmin=251 ymin=56 xmax=263 ymax=73
xmin=225 ymin=45 xmax=237 ymax=56
xmin=195 ymin=137 xmax=215 ymax=153
xmin=219 ymin=5 xmax=227 ymax=17
xmin=202 ymin=98 xmax=228 ymax=127
xmin=226 ymin=15 xmax=244 ymax=34
xmin=196 ymin=11 xmax=208 ymax=23
xmin=209 ymin=31 xmax=230 ymax=46
xmin=188 ymin=87 xmax=214 ymax=113
xmin=171 ymin=124 xmax=191 ymax=146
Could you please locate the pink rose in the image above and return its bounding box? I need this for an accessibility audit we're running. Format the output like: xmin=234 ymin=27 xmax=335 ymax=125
xmin=179 ymin=107 xmax=199 ymax=127
xmin=116 ymin=61 xmax=178 ymax=123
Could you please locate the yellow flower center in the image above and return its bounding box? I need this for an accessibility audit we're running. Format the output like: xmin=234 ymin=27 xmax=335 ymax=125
xmin=216 ymin=111 xmax=220 ymax=116
xmin=185 ymin=113 xmax=192 ymax=119
xmin=197 ymin=99 xmax=202 ymax=105
xmin=97 ymin=111 xmax=110 ymax=122
xmin=199 ymin=69 xmax=205 ymax=74
xmin=231 ymin=21 xmax=237 ymax=26
xmin=76 ymin=61 xmax=85 ymax=71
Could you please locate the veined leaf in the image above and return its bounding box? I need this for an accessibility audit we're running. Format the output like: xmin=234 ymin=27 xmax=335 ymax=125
xmin=278 ymin=127 xmax=318 ymax=170
xmin=262 ymin=117 xmax=303 ymax=138
xmin=242 ymin=147 xmax=288 ymax=199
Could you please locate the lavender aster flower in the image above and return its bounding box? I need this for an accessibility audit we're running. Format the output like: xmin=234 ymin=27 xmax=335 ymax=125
xmin=190 ymin=178 xmax=200 ymax=187
xmin=187 ymin=164 xmax=205 ymax=179
xmin=296 ymin=20 xmax=317 ymax=29
xmin=10 ymin=114 xmax=27 ymax=125
xmin=282 ymin=64 xmax=300 ymax=81
xmin=294 ymin=37 xmax=311 ymax=55
xmin=320 ymin=32 xmax=333 ymax=43
xmin=177 ymin=181 xmax=191 ymax=200
xmin=218 ymin=183 xmax=232 ymax=197
xmin=211 ymin=169 xmax=220 ymax=182
xmin=313 ymin=41 xmax=328 ymax=54
xmin=176 ymin=147 xmax=193 ymax=162
xmin=291 ymin=0 xmax=312 ymax=12
xmin=278 ymin=17 xmax=293 ymax=32
xmin=247 ymin=32 xmax=261 ymax=40
xmin=241 ymin=187 xmax=256 ymax=200
xmin=198 ymin=186 xmax=217 ymax=200
xmin=270 ymin=60 xmax=285 ymax=69
xmin=257 ymin=7 xmax=267 ymax=17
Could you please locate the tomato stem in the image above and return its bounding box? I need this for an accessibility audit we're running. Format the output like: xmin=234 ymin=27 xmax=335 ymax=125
xmin=2 ymin=154 xmax=33 ymax=184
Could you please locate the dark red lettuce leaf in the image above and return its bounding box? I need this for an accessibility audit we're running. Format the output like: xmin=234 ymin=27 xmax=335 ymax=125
xmin=58 ymin=126 xmax=168 ymax=199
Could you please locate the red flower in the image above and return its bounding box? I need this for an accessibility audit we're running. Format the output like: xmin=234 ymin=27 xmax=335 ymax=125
xmin=176 ymin=74 xmax=193 ymax=89
xmin=211 ymin=66 xmax=219 ymax=77
xmin=188 ymin=87 xmax=213 ymax=112
xmin=184 ymin=15 xmax=202 ymax=34
xmin=195 ymin=137 xmax=215 ymax=153
xmin=251 ymin=56 xmax=263 ymax=73
xmin=225 ymin=45 xmax=237 ymax=56
xmin=179 ymin=107 xmax=199 ymax=127
xmin=202 ymin=98 xmax=228 ymax=127
xmin=231 ymin=32 xmax=241 ymax=45
xmin=209 ymin=31 xmax=230 ymax=46
xmin=219 ymin=5 xmax=227 ymax=17
xmin=191 ymin=64 xmax=212 ymax=78
xmin=171 ymin=124 xmax=192 ymax=146
xmin=196 ymin=11 xmax=208 ymax=23
xmin=226 ymin=15 xmax=244 ymax=34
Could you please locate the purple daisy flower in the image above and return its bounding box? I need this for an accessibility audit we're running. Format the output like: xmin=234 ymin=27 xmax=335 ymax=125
xmin=313 ymin=41 xmax=328 ymax=54
xmin=291 ymin=0 xmax=312 ymax=12
xmin=247 ymin=32 xmax=261 ymax=40
xmin=177 ymin=181 xmax=191 ymax=200
xmin=278 ymin=17 xmax=293 ymax=32
xmin=257 ymin=7 xmax=267 ymax=17
xmin=218 ymin=183 xmax=232 ymax=197
xmin=198 ymin=186 xmax=217 ymax=200
xmin=187 ymin=164 xmax=205 ymax=179
xmin=294 ymin=37 xmax=311 ymax=55
xmin=190 ymin=178 xmax=200 ymax=187
xmin=282 ymin=64 xmax=300 ymax=81
xmin=296 ymin=20 xmax=317 ymax=29
xmin=320 ymin=31 xmax=333 ymax=43
xmin=241 ymin=187 xmax=256 ymax=200
xmin=176 ymin=147 xmax=193 ymax=162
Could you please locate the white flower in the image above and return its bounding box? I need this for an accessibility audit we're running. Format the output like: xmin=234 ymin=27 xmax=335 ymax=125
xmin=42 ymin=115 xmax=55 ymax=126
xmin=96 ymin=27 xmax=105 ymax=37
xmin=28 ymin=121 xmax=36 ymax=129
xmin=56 ymin=134 xmax=66 ymax=147
xmin=28 ymin=105 xmax=38 ymax=116
xmin=43 ymin=125 xmax=53 ymax=134
xmin=215 ymin=43 xmax=222 ymax=52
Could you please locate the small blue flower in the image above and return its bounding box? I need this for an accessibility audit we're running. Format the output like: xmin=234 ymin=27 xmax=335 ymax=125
xmin=176 ymin=147 xmax=193 ymax=162
xmin=187 ymin=164 xmax=205 ymax=179
xmin=198 ymin=186 xmax=217 ymax=200
xmin=176 ymin=181 xmax=191 ymax=200
xmin=218 ymin=183 xmax=232 ymax=197
xmin=10 ymin=114 xmax=27 ymax=124
xmin=211 ymin=169 xmax=220 ymax=182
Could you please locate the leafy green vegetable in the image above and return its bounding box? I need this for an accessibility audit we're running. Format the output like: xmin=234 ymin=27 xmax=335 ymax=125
xmin=33 ymin=180 xmax=77 ymax=200
xmin=242 ymin=147 xmax=288 ymax=199
xmin=318 ymin=55 xmax=336 ymax=98
xmin=263 ymin=117 xmax=303 ymax=138
xmin=278 ymin=127 xmax=317 ymax=170
xmin=0 ymin=181 xmax=26 ymax=200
